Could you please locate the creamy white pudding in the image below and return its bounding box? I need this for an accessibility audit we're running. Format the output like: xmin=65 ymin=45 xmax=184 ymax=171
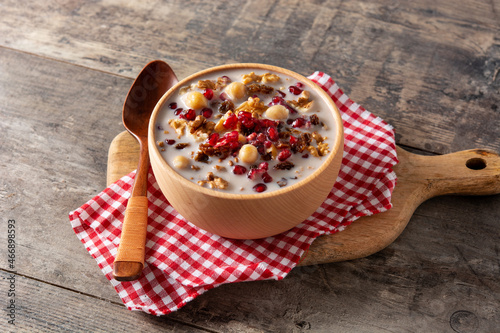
xmin=154 ymin=69 xmax=336 ymax=194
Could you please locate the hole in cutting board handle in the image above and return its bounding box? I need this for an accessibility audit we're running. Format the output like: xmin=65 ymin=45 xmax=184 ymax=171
xmin=465 ymin=158 xmax=487 ymax=170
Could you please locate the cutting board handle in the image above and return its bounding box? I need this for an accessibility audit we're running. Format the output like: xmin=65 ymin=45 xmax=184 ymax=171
xmin=397 ymin=147 xmax=500 ymax=199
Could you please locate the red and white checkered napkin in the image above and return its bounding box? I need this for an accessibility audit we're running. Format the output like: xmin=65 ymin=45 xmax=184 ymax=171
xmin=69 ymin=72 xmax=398 ymax=315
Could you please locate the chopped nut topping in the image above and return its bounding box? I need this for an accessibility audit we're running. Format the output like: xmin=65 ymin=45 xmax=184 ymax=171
xmin=168 ymin=118 xmax=187 ymax=138
xmin=246 ymin=83 xmax=274 ymax=95
xmin=312 ymin=131 xmax=324 ymax=143
xmin=307 ymin=145 xmax=320 ymax=157
xmin=188 ymin=115 xmax=206 ymax=134
xmin=179 ymin=84 xmax=194 ymax=95
xmin=235 ymin=97 xmax=268 ymax=116
xmin=157 ymin=141 xmax=164 ymax=147
xmin=175 ymin=143 xmax=190 ymax=150
xmin=214 ymin=165 xmax=227 ymax=172
xmin=242 ymin=72 xmax=280 ymax=84
xmin=317 ymin=142 xmax=330 ymax=156
xmin=198 ymin=172 xmax=229 ymax=189
xmin=197 ymin=80 xmax=216 ymax=89
xmin=288 ymin=97 xmax=314 ymax=112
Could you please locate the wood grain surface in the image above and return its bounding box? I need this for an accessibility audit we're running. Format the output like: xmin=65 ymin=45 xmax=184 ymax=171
xmin=1 ymin=0 xmax=499 ymax=332
xmin=108 ymin=131 xmax=500 ymax=266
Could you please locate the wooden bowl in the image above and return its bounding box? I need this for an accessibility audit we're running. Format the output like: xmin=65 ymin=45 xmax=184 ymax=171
xmin=148 ymin=63 xmax=344 ymax=239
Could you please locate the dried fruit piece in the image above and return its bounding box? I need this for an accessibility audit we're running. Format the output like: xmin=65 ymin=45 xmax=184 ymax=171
xmin=288 ymin=85 xmax=303 ymax=95
xmin=274 ymin=161 xmax=295 ymax=170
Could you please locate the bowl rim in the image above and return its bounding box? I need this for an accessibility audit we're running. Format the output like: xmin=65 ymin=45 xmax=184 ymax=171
xmin=148 ymin=63 xmax=344 ymax=200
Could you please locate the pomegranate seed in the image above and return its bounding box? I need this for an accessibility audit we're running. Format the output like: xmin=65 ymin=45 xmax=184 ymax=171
xmin=220 ymin=75 xmax=232 ymax=83
xmin=288 ymin=85 xmax=303 ymax=95
xmin=223 ymin=113 xmax=237 ymax=129
xmin=174 ymin=108 xmax=183 ymax=116
xmin=225 ymin=131 xmax=239 ymax=142
xmin=271 ymin=96 xmax=283 ymax=104
xmin=238 ymin=111 xmax=252 ymax=120
xmin=169 ymin=102 xmax=177 ymax=109
xmin=247 ymin=167 xmax=265 ymax=180
xmin=258 ymin=162 xmax=269 ymax=170
xmin=247 ymin=133 xmax=257 ymax=141
xmin=241 ymin=118 xmax=255 ymax=128
xmin=256 ymin=144 xmax=266 ymax=155
xmin=289 ymin=136 xmax=297 ymax=145
xmin=185 ymin=109 xmax=196 ymax=121
xmin=253 ymin=183 xmax=267 ymax=193
xmin=267 ymin=127 xmax=279 ymax=141
xmin=228 ymin=141 xmax=239 ymax=150
xmin=219 ymin=92 xmax=229 ymax=101
xmin=260 ymin=119 xmax=275 ymax=128
xmin=292 ymin=118 xmax=306 ymax=128
xmin=201 ymin=107 xmax=213 ymax=118
xmin=165 ymin=139 xmax=176 ymax=145
xmin=208 ymin=133 xmax=219 ymax=146
xmin=257 ymin=133 xmax=266 ymax=143
xmin=203 ymin=88 xmax=214 ymax=100
xmin=261 ymin=172 xmax=273 ymax=183
xmin=302 ymin=153 xmax=309 ymax=158
xmin=277 ymin=90 xmax=286 ymax=98
xmin=296 ymin=82 xmax=304 ymax=88
xmin=278 ymin=149 xmax=292 ymax=162
xmin=233 ymin=165 xmax=247 ymax=175
xmin=264 ymin=140 xmax=272 ymax=148
xmin=215 ymin=139 xmax=228 ymax=148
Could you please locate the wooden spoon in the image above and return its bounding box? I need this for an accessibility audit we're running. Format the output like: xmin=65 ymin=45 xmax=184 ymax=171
xmin=113 ymin=60 xmax=178 ymax=281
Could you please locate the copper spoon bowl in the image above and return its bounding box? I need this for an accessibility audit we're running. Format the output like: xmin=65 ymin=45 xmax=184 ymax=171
xmin=113 ymin=60 xmax=178 ymax=281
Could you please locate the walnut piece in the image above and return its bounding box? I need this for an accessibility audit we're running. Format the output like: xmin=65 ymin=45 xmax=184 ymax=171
xmin=317 ymin=142 xmax=330 ymax=156
xmin=168 ymin=118 xmax=187 ymax=138
xmin=198 ymin=172 xmax=229 ymax=189
xmin=197 ymin=80 xmax=216 ymax=89
xmin=235 ymin=97 xmax=268 ymax=116
xmin=288 ymin=97 xmax=314 ymax=113
xmin=312 ymin=131 xmax=324 ymax=143
xmin=242 ymin=72 xmax=280 ymax=84
xmin=307 ymin=145 xmax=320 ymax=157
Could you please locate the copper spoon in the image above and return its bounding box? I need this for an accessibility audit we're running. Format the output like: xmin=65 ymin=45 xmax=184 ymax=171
xmin=113 ymin=60 xmax=178 ymax=281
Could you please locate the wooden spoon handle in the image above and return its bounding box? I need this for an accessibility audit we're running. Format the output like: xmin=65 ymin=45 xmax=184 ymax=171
xmin=113 ymin=196 xmax=149 ymax=281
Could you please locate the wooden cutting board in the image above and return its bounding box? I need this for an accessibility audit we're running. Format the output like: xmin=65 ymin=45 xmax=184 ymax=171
xmin=107 ymin=131 xmax=500 ymax=266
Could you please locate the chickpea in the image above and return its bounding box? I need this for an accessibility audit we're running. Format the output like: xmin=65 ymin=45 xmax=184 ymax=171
xmin=265 ymin=105 xmax=289 ymax=120
xmin=173 ymin=155 xmax=190 ymax=169
xmin=225 ymin=82 xmax=246 ymax=100
xmin=185 ymin=91 xmax=208 ymax=109
xmin=238 ymin=144 xmax=259 ymax=164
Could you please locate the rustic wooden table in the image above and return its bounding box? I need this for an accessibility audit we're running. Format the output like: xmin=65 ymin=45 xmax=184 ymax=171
xmin=1 ymin=1 xmax=499 ymax=332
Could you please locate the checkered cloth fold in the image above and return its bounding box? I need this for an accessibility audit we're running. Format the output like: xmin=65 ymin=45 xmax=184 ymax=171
xmin=69 ymin=72 xmax=398 ymax=315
